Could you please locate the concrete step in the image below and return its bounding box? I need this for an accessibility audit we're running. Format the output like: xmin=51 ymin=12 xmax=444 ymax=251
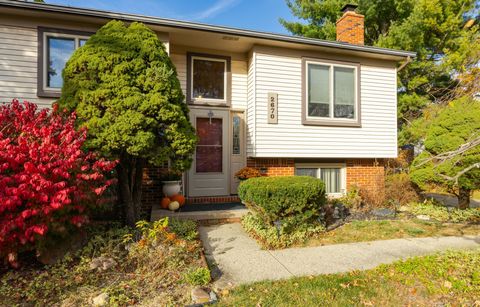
xmin=151 ymin=205 xmax=249 ymax=224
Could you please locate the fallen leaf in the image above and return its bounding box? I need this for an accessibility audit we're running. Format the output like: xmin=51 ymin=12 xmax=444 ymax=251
xmin=444 ymin=281 xmax=452 ymax=289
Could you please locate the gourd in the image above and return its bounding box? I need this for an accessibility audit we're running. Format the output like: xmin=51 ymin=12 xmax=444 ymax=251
xmin=170 ymin=194 xmax=186 ymax=206
xmin=168 ymin=201 xmax=180 ymax=211
xmin=161 ymin=197 xmax=170 ymax=209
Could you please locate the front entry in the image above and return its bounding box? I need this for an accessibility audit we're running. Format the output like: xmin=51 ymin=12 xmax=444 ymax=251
xmin=188 ymin=108 xmax=229 ymax=197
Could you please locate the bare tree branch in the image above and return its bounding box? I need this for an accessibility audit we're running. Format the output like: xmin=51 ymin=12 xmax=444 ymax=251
xmin=438 ymin=162 xmax=480 ymax=185
xmin=416 ymin=135 xmax=480 ymax=167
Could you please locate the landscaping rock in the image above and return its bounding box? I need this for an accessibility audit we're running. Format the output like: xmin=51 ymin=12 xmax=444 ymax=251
xmin=325 ymin=203 xmax=350 ymax=226
xmin=372 ymin=208 xmax=396 ymax=218
xmin=92 ymin=293 xmax=109 ymax=306
xmin=416 ymin=214 xmax=431 ymax=221
xmin=191 ymin=286 xmax=211 ymax=304
xmin=89 ymin=256 xmax=117 ymax=271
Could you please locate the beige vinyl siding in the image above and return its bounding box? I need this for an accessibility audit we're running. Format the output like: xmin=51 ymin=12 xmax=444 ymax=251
xmin=246 ymin=50 xmax=256 ymax=156
xmin=231 ymin=60 xmax=247 ymax=109
xmin=251 ymin=51 xmax=398 ymax=158
xmin=0 ymin=24 xmax=52 ymax=107
xmin=171 ymin=53 xmax=187 ymax=94
xmin=170 ymin=52 xmax=248 ymax=110
xmin=0 ymin=20 xmax=169 ymax=109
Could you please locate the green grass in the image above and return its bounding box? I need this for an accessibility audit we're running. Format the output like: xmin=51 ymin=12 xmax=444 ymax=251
xmin=219 ymin=249 xmax=480 ymax=306
xmin=303 ymin=219 xmax=480 ymax=247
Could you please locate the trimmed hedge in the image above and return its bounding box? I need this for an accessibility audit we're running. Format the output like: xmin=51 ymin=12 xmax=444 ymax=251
xmin=238 ymin=176 xmax=326 ymax=232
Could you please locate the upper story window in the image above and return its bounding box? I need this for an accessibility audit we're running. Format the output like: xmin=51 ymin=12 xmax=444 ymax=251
xmin=187 ymin=53 xmax=231 ymax=106
xmin=302 ymin=58 xmax=361 ymax=127
xmin=38 ymin=28 xmax=90 ymax=97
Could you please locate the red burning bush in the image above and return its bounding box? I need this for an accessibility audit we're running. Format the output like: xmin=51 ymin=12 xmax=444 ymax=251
xmin=0 ymin=100 xmax=117 ymax=264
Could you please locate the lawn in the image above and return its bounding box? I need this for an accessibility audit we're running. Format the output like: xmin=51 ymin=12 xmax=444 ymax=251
xmin=0 ymin=219 xmax=209 ymax=306
xmin=219 ymin=249 xmax=480 ymax=306
xmin=242 ymin=200 xmax=480 ymax=249
xmin=304 ymin=219 xmax=480 ymax=247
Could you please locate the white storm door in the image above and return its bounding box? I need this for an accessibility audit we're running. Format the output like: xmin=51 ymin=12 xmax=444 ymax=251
xmin=188 ymin=108 xmax=229 ymax=197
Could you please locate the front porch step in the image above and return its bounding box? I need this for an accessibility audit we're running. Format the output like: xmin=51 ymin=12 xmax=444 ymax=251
xmin=186 ymin=196 xmax=241 ymax=205
xmin=151 ymin=203 xmax=249 ymax=224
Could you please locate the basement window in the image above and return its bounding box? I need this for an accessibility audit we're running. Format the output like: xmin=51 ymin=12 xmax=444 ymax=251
xmin=38 ymin=28 xmax=91 ymax=97
xmin=295 ymin=163 xmax=346 ymax=197
xmin=303 ymin=58 xmax=361 ymax=127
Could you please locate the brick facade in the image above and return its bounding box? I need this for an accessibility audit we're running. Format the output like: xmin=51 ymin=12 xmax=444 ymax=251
xmin=246 ymin=158 xmax=295 ymax=176
xmin=336 ymin=11 xmax=365 ymax=45
xmin=346 ymin=159 xmax=385 ymax=194
xmin=141 ymin=158 xmax=385 ymax=213
xmin=141 ymin=166 xmax=167 ymax=218
xmin=246 ymin=157 xmax=385 ymax=195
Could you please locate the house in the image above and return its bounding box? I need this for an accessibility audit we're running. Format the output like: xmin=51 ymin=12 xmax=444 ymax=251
xmin=0 ymin=1 xmax=415 ymax=208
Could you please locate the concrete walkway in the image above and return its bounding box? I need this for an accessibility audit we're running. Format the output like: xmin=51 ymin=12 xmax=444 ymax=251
xmin=199 ymin=223 xmax=480 ymax=286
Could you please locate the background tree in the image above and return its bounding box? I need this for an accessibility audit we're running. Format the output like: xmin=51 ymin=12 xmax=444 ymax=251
xmin=409 ymin=98 xmax=480 ymax=209
xmin=281 ymin=0 xmax=479 ymax=126
xmin=59 ymin=21 xmax=197 ymax=226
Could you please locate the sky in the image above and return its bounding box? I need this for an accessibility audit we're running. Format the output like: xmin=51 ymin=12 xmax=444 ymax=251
xmin=45 ymin=0 xmax=297 ymax=34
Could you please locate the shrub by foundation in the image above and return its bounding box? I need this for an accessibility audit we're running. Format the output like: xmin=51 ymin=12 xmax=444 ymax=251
xmin=238 ymin=176 xmax=326 ymax=234
xmin=241 ymin=213 xmax=325 ymax=249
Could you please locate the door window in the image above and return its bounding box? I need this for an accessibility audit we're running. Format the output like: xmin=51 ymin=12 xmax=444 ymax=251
xmin=196 ymin=117 xmax=223 ymax=173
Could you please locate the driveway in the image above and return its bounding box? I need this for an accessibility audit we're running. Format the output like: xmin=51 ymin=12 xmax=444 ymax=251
xmin=423 ymin=192 xmax=480 ymax=208
xmin=199 ymin=223 xmax=480 ymax=287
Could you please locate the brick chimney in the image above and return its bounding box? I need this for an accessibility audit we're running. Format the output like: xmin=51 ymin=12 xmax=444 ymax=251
xmin=336 ymin=4 xmax=364 ymax=45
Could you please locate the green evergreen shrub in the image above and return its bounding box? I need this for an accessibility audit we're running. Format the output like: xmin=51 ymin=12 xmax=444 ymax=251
xmin=238 ymin=176 xmax=326 ymax=232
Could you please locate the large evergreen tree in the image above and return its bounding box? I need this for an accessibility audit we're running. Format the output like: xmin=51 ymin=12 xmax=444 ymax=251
xmin=58 ymin=21 xmax=197 ymax=226
xmin=281 ymin=0 xmax=479 ymax=125
xmin=410 ymin=98 xmax=480 ymax=209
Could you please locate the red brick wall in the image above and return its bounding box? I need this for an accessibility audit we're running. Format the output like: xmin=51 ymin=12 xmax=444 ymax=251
xmin=141 ymin=158 xmax=384 ymax=210
xmin=247 ymin=158 xmax=294 ymax=176
xmin=247 ymin=157 xmax=385 ymax=195
xmin=336 ymin=11 xmax=365 ymax=45
xmin=346 ymin=159 xmax=385 ymax=194
xmin=141 ymin=166 xmax=168 ymax=218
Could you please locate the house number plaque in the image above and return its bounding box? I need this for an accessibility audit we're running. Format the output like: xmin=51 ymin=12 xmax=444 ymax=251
xmin=268 ymin=92 xmax=278 ymax=124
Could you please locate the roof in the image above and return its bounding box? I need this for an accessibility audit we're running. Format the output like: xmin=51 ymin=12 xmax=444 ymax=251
xmin=0 ymin=0 xmax=416 ymax=59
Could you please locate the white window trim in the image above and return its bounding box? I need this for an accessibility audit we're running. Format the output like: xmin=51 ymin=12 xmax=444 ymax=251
xmin=305 ymin=60 xmax=359 ymax=124
xmin=295 ymin=163 xmax=347 ymax=198
xmin=42 ymin=32 xmax=89 ymax=93
xmin=190 ymin=56 xmax=228 ymax=105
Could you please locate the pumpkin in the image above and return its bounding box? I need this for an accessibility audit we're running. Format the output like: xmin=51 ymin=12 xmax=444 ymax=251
xmin=170 ymin=194 xmax=186 ymax=206
xmin=168 ymin=201 xmax=180 ymax=211
xmin=160 ymin=197 xmax=171 ymax=209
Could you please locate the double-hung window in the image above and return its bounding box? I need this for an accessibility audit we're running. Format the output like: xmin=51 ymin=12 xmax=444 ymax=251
xmin=303 ymin=58 xmax=360 ymax=127
xmin=38 ymin=28 xmax=90 ymax=97
xmin=187 ymin=53 xmax=231 ymax=105
xmin=295 ymin=163 xmax=346 ymax=197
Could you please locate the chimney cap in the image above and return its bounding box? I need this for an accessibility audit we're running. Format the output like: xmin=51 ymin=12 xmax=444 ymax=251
xmin=341 ymin=4 xmax=358 ymax=13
